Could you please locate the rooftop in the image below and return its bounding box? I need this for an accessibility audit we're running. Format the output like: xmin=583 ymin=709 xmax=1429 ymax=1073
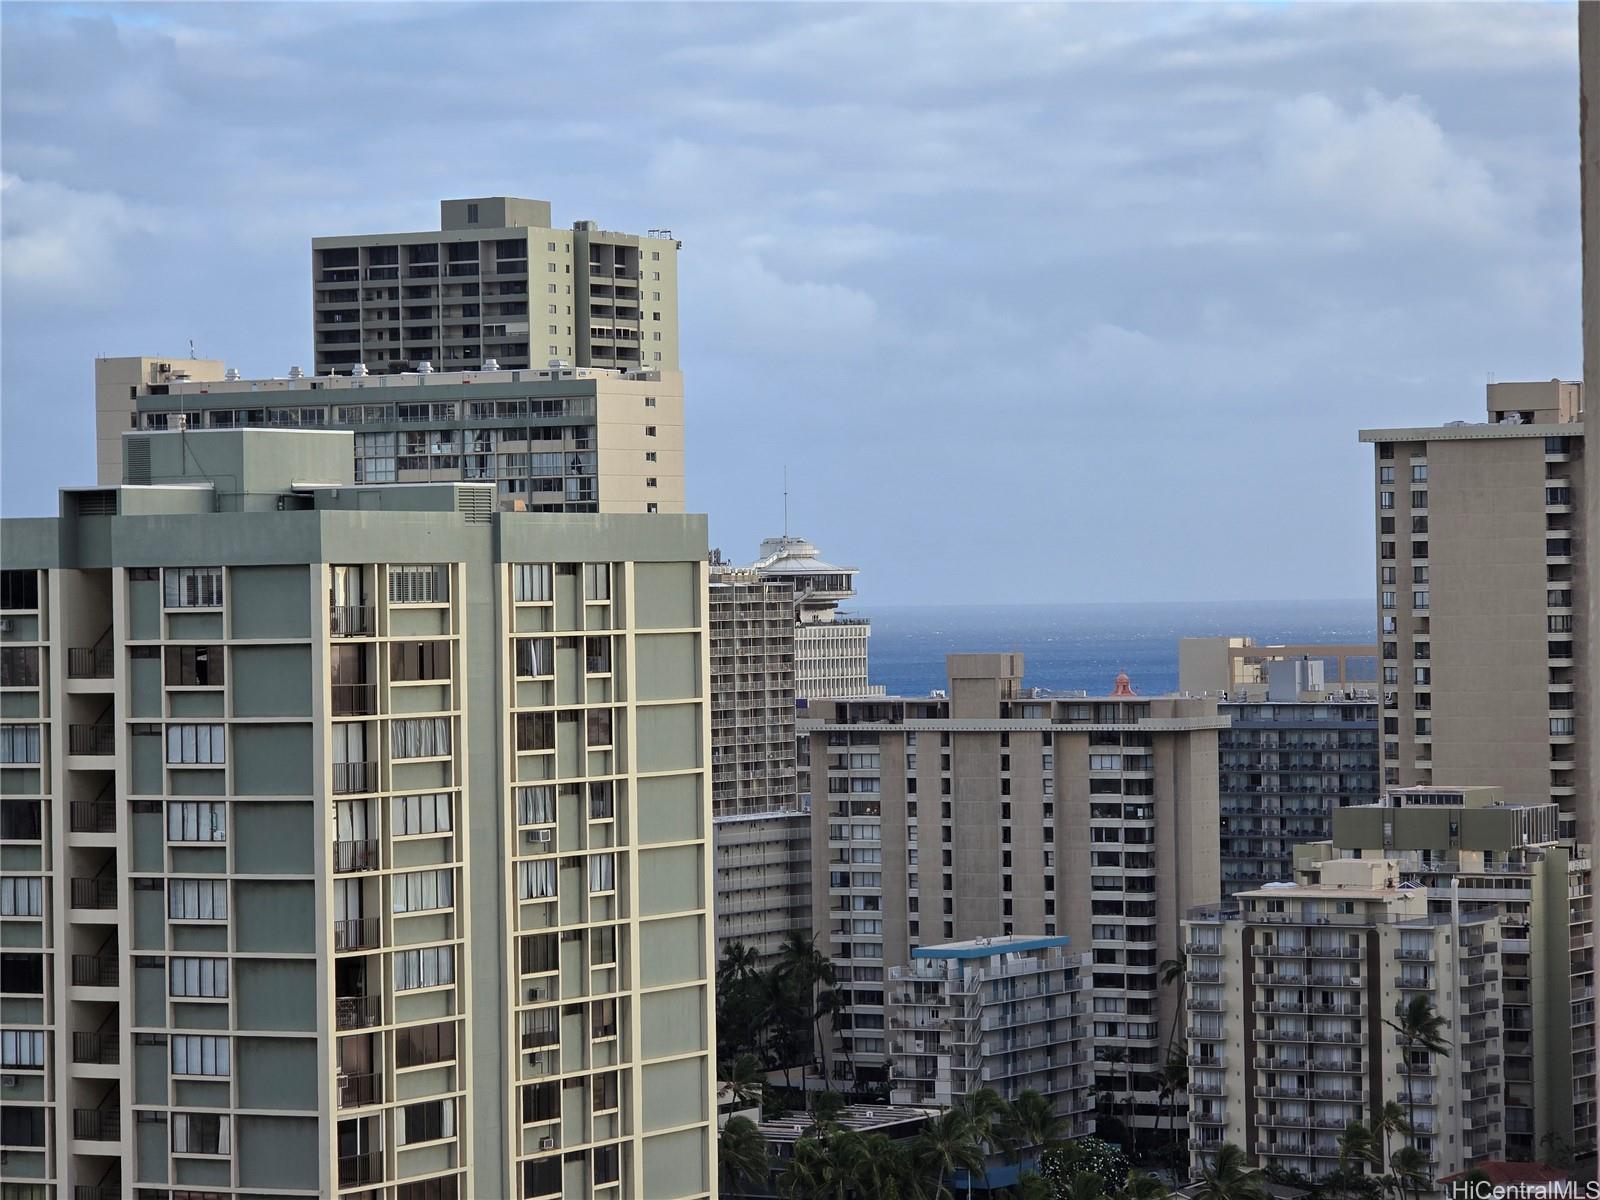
xmin=755 ymin=1104 xmax=937 ymax=1146
xmin=912 ymin=934 xmax=1071 ymax=960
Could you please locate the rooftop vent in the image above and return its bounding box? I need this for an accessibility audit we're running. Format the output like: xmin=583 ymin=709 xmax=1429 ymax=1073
xmin=288 ymin=366 xmax=304 ymax=379
xmin=416 ymin=361 xmax=434 ymax=375
xmin=481 ymin=358 xmax=501 ymax=372
xmin=351 ymin=363 xmax=370 ymax=378
xmin=224 ymin=367 xmax=241 ymax=382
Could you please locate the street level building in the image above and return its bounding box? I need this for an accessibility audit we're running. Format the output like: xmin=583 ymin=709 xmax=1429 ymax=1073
xmin=311 ymin=197 xmax=680 ymax=377
xmin=0 ymin=428 xmax=716 ymax=1200
xmin=1358 ymin=381 xmax=1587 ymax=839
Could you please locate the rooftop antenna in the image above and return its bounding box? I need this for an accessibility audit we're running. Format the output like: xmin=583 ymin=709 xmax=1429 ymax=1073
xmin=783 ymin=465 xmax=789 ymax=539
xmin=188 ymin=338 xmax=197 ymax=360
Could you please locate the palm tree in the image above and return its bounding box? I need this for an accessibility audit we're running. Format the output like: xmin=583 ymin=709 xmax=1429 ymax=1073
xmin=956 ymin=1086 xmax=1010 ymax=1151
xmin=1063 ymin=1170 xmax=1107 ymax=1200
xmin=1384 ymin=994 xmax=1448 ymax=1196
xmin=1153 ymin=1051 xmax=1188 ymax=1162
xmin=914 ymin=1109 xmax=987 ymax=1199
xmin=718 ymin=939 xmax=762 ymax=987
xmin=1367 ymin=1102 xmax=1412 ymax=1199
xmin=1011 ymin=1172 xmax=1056 ymax=1200
xmin=722 ymin=1052 xmax=766 ymax=1112
xmin=778 ymin=930 xmax=838 ymax=1086
xmin=778 ymin=1129 xmax=849 ymax=1200
xmin=1123 ymin=1169 xmax=1171 ymax=1200
xmin=1336 ymin=1120 xmax=1380 ymax=1177
xmin=1099 ymin=1046 xmax=1137 ymax=1159
xmin=1189 ymin=1142 xmax=1267 ymax=1200
xmin=811 ymin=1087 xmax=847 ymax=1128
xmin=720 ymin=1115 xmax=771 ymax=1194
xmin=999 ymin=1089 xmax=1068 ymax=1163
xmin=1389 ymin=1145 xmax=1432 ymax=1200
xmin=1159 ymin=954 xmax=1187 ymax=1062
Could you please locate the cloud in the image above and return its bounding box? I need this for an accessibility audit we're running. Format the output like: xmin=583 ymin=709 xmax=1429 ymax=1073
xmin=0 ymin=174 xmax=167 ymax=306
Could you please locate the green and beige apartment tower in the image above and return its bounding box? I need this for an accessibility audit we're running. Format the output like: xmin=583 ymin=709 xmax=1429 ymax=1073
xmin=1183 ymin=857 xmax=1505 ymax=1183
xmin=310 ymin=197 xmax=680 ymax=377
xmin=1358 ymin=380 xmax=1587 ymax=838
xmin=0 ymin=428 xmax=717 ymax=1199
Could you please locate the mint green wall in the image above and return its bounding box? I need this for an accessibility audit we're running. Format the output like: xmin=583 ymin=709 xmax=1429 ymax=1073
xmin=236 ymin=960 xmax=317 ymax=1031
xmin=635 ymin=704 xmax=700 ymax=772
xmin=230 ymin=565 xmax=313 ymax=639
xmin=233 ymin=802 xmax=314 ymax=873
xmin=642 ymin=1127 xmax=709 ymax=1196
xmin=632 ymin=633 xmax=700 ymax=701
xmin=639 ymin=915 xmax=704 ymax=987
xmin=233 ymin=724 xmax=313 ymax=794
xmin=638 ymin=845 xmax=703 ymax=916
xmin=237 ymin=1037 xmax=318 ymax=1110
xmin=232 ymin=644 xmax=312 ymax=717
xmin=632 ymin=563 xmax=697 ymax=629
xmin=235 ymin=881 xmax=315 ymax=952
xmin=237 ymin=1114 xmax=320 ymax=1189
xmin=641 ymin=986 xmax=708 ymax=1059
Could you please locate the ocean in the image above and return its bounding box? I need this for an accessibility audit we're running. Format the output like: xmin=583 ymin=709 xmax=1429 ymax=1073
xmin=859 ymin=599 xmax=1374 ymax=698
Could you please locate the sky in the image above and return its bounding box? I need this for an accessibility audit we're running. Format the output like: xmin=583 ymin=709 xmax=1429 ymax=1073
xmin=0 ymin=2 xmax=1581 ymax=606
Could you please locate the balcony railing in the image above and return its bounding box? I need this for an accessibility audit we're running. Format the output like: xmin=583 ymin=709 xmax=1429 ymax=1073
xmin=336 ymin=994 xmax=383 ymax=1031
xmin=74 ymin=1107 xmax=122 ymax=1141
xmin=333 ymin=761 xmax=379 ymax=795
xmin=68 ymin=647 xmax=115 ymax=679
xmin=70 ymin=799 xmax=116 ymax=834
xmin=334 ymin=839 xmax=381 ymax=873
xmin=332 ymin=683 xmax=378 ymax=717
xmin=73 ymin=1031 xmax=120 ymax=1065
xmin=338 ymin=1070 xmax=381 ymax=1108
xmin=68 ymin=724 xmax=115 ymax=755
xmin=74 ymin=1187 xmax=121 ymax=1200
xmin=72 ymin=953 xmax=119 ymax=987
xmin=338 ymin=1152 xmax=383 ymax=1187
xmin=71 ymin=877 xmax=117 ymax=909
xmin=330 ymin=605 xmax=375 ymax=637
xmin=334 ymin=918 xmax=381 ymax=951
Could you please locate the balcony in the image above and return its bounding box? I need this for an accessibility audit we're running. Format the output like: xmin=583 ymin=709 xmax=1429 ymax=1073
xmin=69 ymin=724 xmax=115 ymax=755
xmin=338 ymin=1070 xmax=380 ymax=1109
xmin=70 ymin=799 xmax=116 ymax=833
xmin=336 ymin=994 xmax=383 ymax=1031
xmin=74 ymin=1187 xmax=121 ymax=1200
xmin=74 ymin=1107 xmax=122 ymax=1141
xmin=334 ymin=839 xmax=381 ymax=873
xmin=333 ymin=761 xmax=379 ymax=795
xmin=335 ymin=918 xmax=381 ymax=952
xmin=71 ymin=953 xmax=119 ymax=987
xmin=68 ymin=647 xmax=115 ymax=679
xmin=331 ymin=605 xmax=375 ymax=637
xmin=73 ymin=1031 xmax=120 ymax=1065
xmin=339 ymin=1152 xmax=384 ymax=1187
xmin=332 ymin=683 xmax=378 ymax=717
xmin=71 ymin=877 xmax=117 ymax=909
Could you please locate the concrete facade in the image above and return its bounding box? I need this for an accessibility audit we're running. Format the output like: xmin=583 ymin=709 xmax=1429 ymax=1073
xmin=94 ymin=356 xmax=683 ymax=517
xmin=746 ymin=536 xmax=880 ymax=701
xmin=797 ymin=654 xmax=1223 ymax=1134
xmin=1358 ymin=382 xmax=1588 ymax=840
xmin=310 ymin=198 xmax=680 ymax=377
xmin=1185 ymin=857 xmax=1504 ymax=1184
xmin=0 ymin=429 xmax=716 ymax=1200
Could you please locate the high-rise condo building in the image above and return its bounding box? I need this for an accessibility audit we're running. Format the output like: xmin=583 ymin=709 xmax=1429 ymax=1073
xmin=0 ymin=428 xmax=716 ymax=1200
xmin=1184 ymin=856 xmax=1504 ymax=1183
xmin=707 ymin=565 xmax=808 ymax=960
xmin=797 ymin=653 xmax=1223 ymax=1137
xmin=886 ymin=935 xmax=1095 ymax=1133
xmin=311 ymin=197 xmax=680 ymax=377
xmin=94 ymin=356 xmax=682 ymax=515
xmin=1180 ymin=646 xmax=1382 ymax=897
xmin=1295 ymin=786 xmax=1594 ymax=1168
xmin=747 ymin=536 xmax=880 ymax=701
xmin=1358 ymin=381 xmax=1588 ymax=839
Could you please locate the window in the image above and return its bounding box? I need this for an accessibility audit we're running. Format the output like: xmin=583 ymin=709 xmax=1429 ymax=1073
xmin=165 ymin=567 xmax=223 ymax=609
xmin=1379 ymin=466 xmax=1394 ymax=483
xmin=0 ymin=877 xmax=41 ymax=917
xmin=518 ymin=859 xmax=558 ymax=900
xmin=1381 ymin=591 xmax=1396 ymax=610
xmin=466 ymin=203 xmax=479 ymax=223
xmin=1412 ymin=464 xmax=1428 ymax=482
xmin=1411 ymin=490 xmax=1427 ymax=509
xmin=0 ymin=1028 xmax=44 ymax=1070
xmin=1552 ymin=717 xmax=1576 ymax=735
xmin=588 ymin=854 xmax=615 ymax=894
xmin=168 ymin=800 xmax=227 ymax=842
xmin=515 ymin=638 xmax=553 ymax=677
xmin=517 ymin=785 xmax=556 ymax=826
xmin=165 ymin=645 xmax=224 ymax=686
xmin=394 ymin=946 xmax=455 ymax=991
xmin=0 ymin=570 xmax=38 ymax=609
xmin=1 ymin=799 xmax=41 ymax=841
xmin=399 ymin=1099 xmax=457 ymax=1146
xmin=644 ymin=425 xmax=657 ymax=437
xmin=390 ymin=641 xmax=450 ymax=682
xmin=1414 ymin=668 xmax=1431 ymax=685
xmin=169 ymin=957 xmax=229 ymax=997
xmin=391 ymin=717 xmax=450 ymax=759
xmin=167 ymin=724 xmax=225 ymax=764
xmin=516 ymin=712 xmax=554 ymax=752
xmin=171 ymin=1034 xmax=230 ymax=1076
xmin=645 ymin=476 xmax=658 ymax=488
xmin=172 ymin=1112 xmax=230 ymax=1155
xmin=394 ymin=792 xmax=453 ymax=836
xmin=1089 ymin=755 xmax=1121 ymax=771
xmin=168 ymin=879 xmax=227 ymax=921
xmin=0 ymin=724 xmax=40 ymax=763
xmin=394 ymin=869 xmax=454 ymax=914
xmin=388 ymin=565 xmax=450 ymax=604
xmin=1379 ymin=492 xmax=1394 ymax=510
xmin=583 ymin=563 xmax=610 ymax=601
xmin=1413 ymin=591 xmax=1429 ymax=609
xmin=0 ymin=647 xmax=39 ymax=687
xmin=0 ymin=1104 xmax=45 ymax=1146
xmin=513 ymin=563 xmax=552 ymax=602
xmin=396 ymin=1020 xmax=458 ymax=1068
